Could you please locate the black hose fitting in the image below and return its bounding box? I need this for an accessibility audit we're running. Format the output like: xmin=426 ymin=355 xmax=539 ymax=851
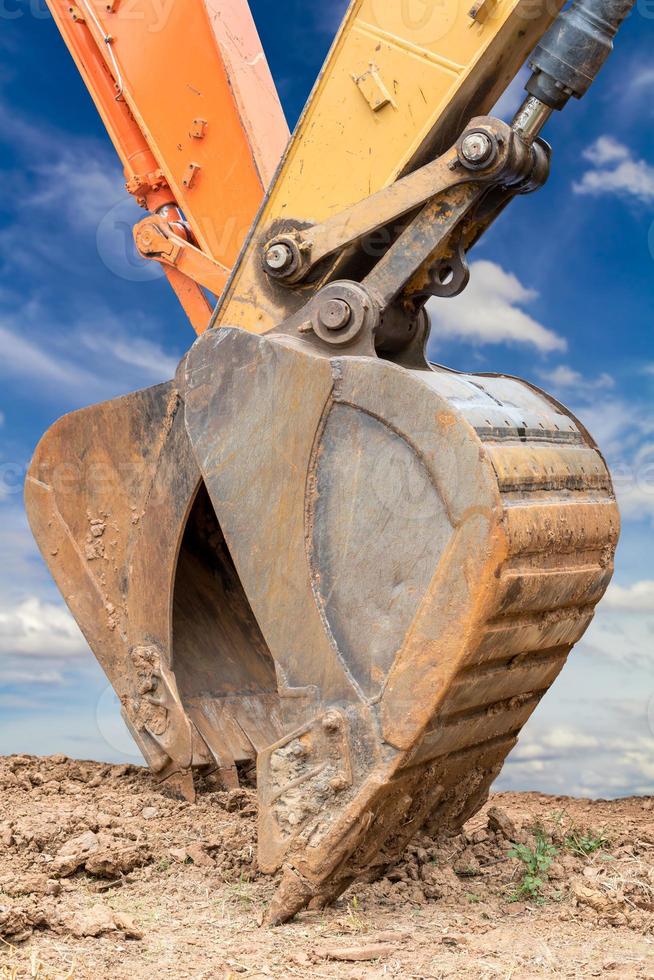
xmin=526 ymin=0 xmax=636 ymax=110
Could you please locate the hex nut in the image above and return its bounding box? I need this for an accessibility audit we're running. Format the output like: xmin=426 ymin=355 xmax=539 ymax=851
xmin=264 ymin=242 xmax=293 ymax=272
xmin=460 ymin=132 xmax=493 ymax=164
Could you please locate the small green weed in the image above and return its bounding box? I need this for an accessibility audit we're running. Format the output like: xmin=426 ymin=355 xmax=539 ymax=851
xmin=551 ymin=809 xmax=610 ymax=858
xmin=564 ymin=828 xmax=610 ymax=857
xmin=456 ymin=865 xmax=480 ymax=878
xmin=508 ymin=830 xmax=557 ymax=903
xmin=226 ymin=872 xmax=254 ymax=908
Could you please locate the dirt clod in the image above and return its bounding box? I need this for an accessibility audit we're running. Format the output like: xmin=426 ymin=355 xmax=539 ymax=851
xmin=85 ymin=842 xmax=151 ymax=878
xmin=52 ymin=830 xmax=100 ymax=876
xmin=184 ymin=842 xmax=215 ymax=868
xmin=64 ymin=903 xmax=142 ymax=940
xmin=487 ymin=804 xmax=518 ymax=840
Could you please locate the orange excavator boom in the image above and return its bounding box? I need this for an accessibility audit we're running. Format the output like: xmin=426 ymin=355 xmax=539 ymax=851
xmin=46 ymin=0 xmax=289 ymax=332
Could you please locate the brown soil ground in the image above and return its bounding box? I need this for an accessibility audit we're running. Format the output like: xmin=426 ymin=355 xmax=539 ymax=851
xmin=0 ymin=756 xmax=652 ymax=979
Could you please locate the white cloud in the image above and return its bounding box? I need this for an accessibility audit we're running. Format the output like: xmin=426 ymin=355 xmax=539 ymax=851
xmin=0 ymin=506 xmax=95 ymax=702
xmin=0 ymin=303 xmax=182 ymax=404
xmin=605 ymin=580 xmax=654 ymax=613
xmin=581 ymin=607 xmax=654 ymax=668
xmin=587 ymin=136 xmax=631 ymax=166
xmin=629 ymin=67 xmax=654 ymax=95
xmin=427 ymin=261 xmax=566 ymax=353
xmin=28 ymin=156 xmax=124 ymax=231
xmin=611 ymin=441 xmax=654 ymax=525
xmin=574 ymin=137 xmax=654 ymax=202
xmin=573 ymin=398 xmax=639 ymax=455
xmin=0 ymin=504 xmax=52 ymax=600
xmin=502 ymin=722 xmax=654 ymax=798
xmin=0 ymin=668 xmax=64 ymax=686
xmin=541 ymin=728 xmax=600 ymax=752
xmin=0 ymin=694 xmax=45 ymax=711
xmin=0 ymin=99 xmax=181 ymax=405
xmin=0 ymin=98 xmax=123 ymax=231
xmin=0 ymin=321 xmax=103 ymax=393
xmin=539 ymin=365 xmax=615 ymax=395
xmin=0 ymin=96 xmax=158 ymax=292
xmin=512 ymin=727 xmax=601 ymax=759
xmin=0 ymin=597 xmax=87 ymax=659
xmin=539 ymin=364 xmax=654 ymax=525
xmin=617 ymin=482 xmax=654 ymax=525
xmin=79 ymin=331 xmax=180 ymax=383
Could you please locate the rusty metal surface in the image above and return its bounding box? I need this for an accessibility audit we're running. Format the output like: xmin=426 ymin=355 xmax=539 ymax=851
xmin=253 ymin=114 xmax=551 ymax=362
xmin=261 ymin=116 xmax=546 ymax=295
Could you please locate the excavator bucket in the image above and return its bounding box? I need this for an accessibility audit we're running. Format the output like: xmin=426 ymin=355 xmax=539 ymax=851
xmin=181 ymin=327 xmax=618 ymax=921
xmin=26 ymin=324 xmax=619 ymax=918
xmin=26 ymin=0 xmax=626 ymax=926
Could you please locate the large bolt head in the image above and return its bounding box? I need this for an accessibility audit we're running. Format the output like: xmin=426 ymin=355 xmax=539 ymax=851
xmin=318 ymin=298 xmax=352 ymax=331
xmin=137 ymin=228 xmax=154 ymax=249
xmin=460 ymin=131 xmax=493 ymax=164
xmin=264 ymin=242 xmax=293 ymax=271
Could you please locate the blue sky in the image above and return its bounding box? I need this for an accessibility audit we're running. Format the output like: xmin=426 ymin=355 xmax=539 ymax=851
xmin=0 ymin=1 xmax=652 ymax=797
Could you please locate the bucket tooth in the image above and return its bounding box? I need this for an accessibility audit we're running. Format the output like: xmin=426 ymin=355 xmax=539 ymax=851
xmin=183 ymin=326 xmax=619 ymax=922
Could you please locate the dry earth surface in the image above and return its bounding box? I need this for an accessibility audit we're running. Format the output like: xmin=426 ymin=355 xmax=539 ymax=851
xmin=0 ymin=755 xmax=652 ymax=979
